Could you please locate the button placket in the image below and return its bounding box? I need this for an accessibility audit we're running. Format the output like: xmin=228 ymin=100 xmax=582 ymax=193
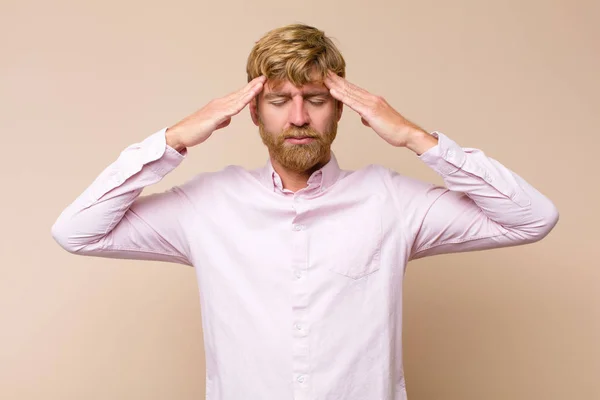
xmin=291 ymin=204 xmax=311 ymax=397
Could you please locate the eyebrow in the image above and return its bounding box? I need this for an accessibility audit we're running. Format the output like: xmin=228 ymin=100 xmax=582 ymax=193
xmin=264 ymin=91 xmax=330 ymax=100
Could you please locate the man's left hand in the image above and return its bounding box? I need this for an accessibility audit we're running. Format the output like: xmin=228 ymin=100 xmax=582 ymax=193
xmin=323 ymin=70 xmax=438 ymax=154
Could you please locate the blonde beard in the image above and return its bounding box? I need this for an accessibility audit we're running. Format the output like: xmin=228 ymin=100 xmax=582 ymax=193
xmin=258 ymin=119 xmax=338 ymax=173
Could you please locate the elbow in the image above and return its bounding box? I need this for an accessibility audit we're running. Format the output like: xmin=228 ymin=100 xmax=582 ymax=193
xmin=529 ymin=201 xmax=560 ymax=243
xmin=51 ymin=219 xmax=80 ymax=254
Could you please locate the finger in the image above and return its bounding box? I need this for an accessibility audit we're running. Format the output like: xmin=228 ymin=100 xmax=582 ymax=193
xmin=329 ymin=87 xmax=369 ymax=117
xmin=339 ymin=79 xmax=372 ymax=103
xmin=324 ymin=70 xmax=358 ymax=93
xmin=237 ymin=77 xmax=265 ymax=103
xmin=222 ymin=75 xmax=264 ymax=108
xmin=240 ymin=78 xmax=265 ymax=104
xmin=325 ymin=71 xmax=371 ymax=105
xmin=323 ymin=70 xmax=342 ymax=91
xmin=228 ymin=81 xmax=265 ymax=116
xmin=326 ymin=70 xmax=372 ymax=99
xmin=215 ymin=118 xmax=232 ymax=130
xmin=243 ymin=75 xmax=267 ymax=94
xmin=240 ymin=76 xmax=266 ymax=99
xmin=223 ymin=75 xmax=266 ymax=104
xmin=327 ymin=78 xmax=371 ymax=116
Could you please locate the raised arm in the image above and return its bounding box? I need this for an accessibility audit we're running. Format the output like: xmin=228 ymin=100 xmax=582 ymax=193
xmin=387 ymin=132 xmax=559 ymax=260
xmin=51 ymin=76 xmax=266 ymax=265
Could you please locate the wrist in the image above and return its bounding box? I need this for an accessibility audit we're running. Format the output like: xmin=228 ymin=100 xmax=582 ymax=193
xmin=405 ymin=129 xmax=438 ymax=156
xmin=165 ymin=127 xmax=187 ymax=153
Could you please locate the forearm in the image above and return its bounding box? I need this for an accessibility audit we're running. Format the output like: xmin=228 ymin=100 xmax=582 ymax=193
xmin=419 ymin=132 xmax=559 ymax=242
xmin=51 ymin=128 xmax=186 ymax=253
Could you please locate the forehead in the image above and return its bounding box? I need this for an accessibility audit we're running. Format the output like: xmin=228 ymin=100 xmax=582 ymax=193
xmin=264 ymin=78 xmax=327 ymax=96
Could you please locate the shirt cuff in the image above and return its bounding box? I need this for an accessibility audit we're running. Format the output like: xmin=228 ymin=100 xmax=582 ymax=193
xmin=118 ymin=127 xmax=187 ymax=175
xmin=418 ymin=131 xmax=467 ymax=176
xmin=87 ymin=128 xmax=187 ymax=205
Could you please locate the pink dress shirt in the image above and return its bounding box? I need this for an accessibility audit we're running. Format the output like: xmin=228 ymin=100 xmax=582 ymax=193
xmin=52 ymin=127 xmax=559 ymax=400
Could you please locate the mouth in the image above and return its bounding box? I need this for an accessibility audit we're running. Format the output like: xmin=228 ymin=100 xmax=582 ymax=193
xmin=284 ymin=137 xmax=316 ymax=144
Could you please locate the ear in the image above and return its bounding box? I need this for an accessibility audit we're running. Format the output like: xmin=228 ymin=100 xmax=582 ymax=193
xmin=250 ymin=96 xmax=259 ymax=126
xmin=336 ymin=99 xmax=344 ymax=122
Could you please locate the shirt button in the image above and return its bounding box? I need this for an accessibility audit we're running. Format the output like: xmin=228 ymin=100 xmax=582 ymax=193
xmin=297 ymin=375 xmax=306 ymax=383
xmin=295 ymin=323 xmax=302 ymax=330
xmin=294 ymin=270 xmax=303 ymax=279
xmin=293 ymin=224 xmax=304 ymax=231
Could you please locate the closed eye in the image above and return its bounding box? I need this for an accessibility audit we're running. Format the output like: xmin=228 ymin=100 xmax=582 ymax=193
xmin=268 ymin=97 xmax=328 ymax=106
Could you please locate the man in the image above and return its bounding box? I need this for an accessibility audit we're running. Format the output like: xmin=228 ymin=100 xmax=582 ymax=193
xmin=52 ymin=23 xmax=559 ymax=400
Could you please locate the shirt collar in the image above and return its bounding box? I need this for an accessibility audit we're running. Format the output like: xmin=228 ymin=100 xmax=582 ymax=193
xmin=260 ymin=152 xmax=342 ymax=194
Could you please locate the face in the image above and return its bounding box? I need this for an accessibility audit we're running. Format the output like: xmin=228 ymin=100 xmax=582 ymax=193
xmin=250 ymin=75 xmax=343 ymax=173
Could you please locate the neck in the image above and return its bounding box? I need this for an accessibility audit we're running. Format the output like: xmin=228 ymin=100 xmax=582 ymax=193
xmin=270 ymin=152 xmax=331 ymax=193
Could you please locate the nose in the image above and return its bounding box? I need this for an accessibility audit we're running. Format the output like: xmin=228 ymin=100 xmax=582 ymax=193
xmin=288 ymin=96 xmax=310 ymax=127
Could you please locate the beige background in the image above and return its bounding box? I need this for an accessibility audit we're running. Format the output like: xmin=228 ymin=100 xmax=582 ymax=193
xmin=1 ymin=0 xmax=598 ymax=399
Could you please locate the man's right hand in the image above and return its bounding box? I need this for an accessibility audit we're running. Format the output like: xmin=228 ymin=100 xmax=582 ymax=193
xmin=165 ymin=75 xmax=267 ymax=152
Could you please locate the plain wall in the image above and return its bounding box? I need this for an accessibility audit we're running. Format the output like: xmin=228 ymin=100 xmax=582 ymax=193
xmin=1 ymin=0 xmax=598 ymax=399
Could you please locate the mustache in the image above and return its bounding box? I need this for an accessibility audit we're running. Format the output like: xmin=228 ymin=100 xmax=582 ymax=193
xmin=282 ymin=127 xmax=319 ymax=139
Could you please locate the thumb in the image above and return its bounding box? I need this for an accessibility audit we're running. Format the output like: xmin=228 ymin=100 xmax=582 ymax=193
xmin=215 ymin=118 xmax=232 ymax=130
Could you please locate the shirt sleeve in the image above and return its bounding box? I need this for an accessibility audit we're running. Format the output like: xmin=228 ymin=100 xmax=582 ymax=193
xmin=51 ymin=128 xmax=194 ymax=266
xmin=389 ymin=131 xmax=559 ymax=261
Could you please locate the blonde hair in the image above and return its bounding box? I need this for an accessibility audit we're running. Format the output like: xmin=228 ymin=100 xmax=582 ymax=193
xmin=246 ymin=24 xmax=346 ymax=87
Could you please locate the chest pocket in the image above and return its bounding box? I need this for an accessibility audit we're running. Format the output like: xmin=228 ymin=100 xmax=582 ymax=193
xmin=322 ymin=196 xmax=383 ymax=280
